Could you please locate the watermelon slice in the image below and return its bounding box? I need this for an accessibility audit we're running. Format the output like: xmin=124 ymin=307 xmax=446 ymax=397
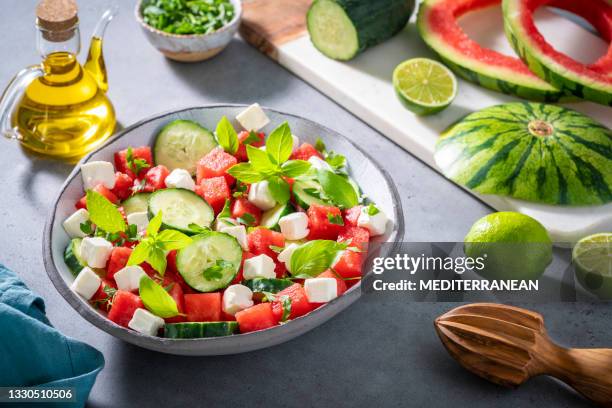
xmin=417 ymin=0 xmax=565 ymax=101
xmin=503 ymin=0 xmax=612 ymax=106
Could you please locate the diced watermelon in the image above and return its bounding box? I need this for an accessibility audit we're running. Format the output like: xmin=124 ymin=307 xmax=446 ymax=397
xmin=235 ymin=130 xmax=265 ymax=162
xmin=248 ymin=228 xmax=285 ymax=259
xmin=112 ymin=172 xmax=134 ymax=201
xmin=108 ymin=291 xmax=144 ymax=328
xmin=338 ymin=226 xmax=370 ymax=252
xmin=91 ymin=279 xmax=116 ymax=312
xmin=140 ymin=165 xmax=169 ymax=193
xmin=76 ymin=184 xmax=119 ymax=209
xmin=196 ymin=147 xmax=237 ymax=186
xmin=272 ymin=283 xmax=316 ymax=320
xmin=343 ymin=206 xmax=363 ymax=227
xmin=184 ymin=293 xmax=222 ymax=322
xmin=318 ymin=270 xmax=347 ymax=296
xmin=333 ymin=250 xmax=363 ymax=279
xmin=235 ymin=303 xmax=279 ymax=333
xmin=196 ymin=176 xmax=230 ymax=214
xmin=106 ymin=247 xmax=132 ymax=279
xmin=307 ymin=204 xmax=343 ymax=240
xmin=114 ymin=146 xmax=153 ymax=179
xmin=165 ymin=283 xmax=186 ymax=323
xmin=290 ymin=143 xmax=322 ymax=161
xmin=231 ymin=198 xmax=262 ymax=225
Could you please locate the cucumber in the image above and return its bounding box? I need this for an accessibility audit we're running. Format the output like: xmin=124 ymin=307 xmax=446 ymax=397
xmin=64 ymin=238 xmax=86 ymax=276
xmin=154 ymin=120 xmax=217 ymax=175
xmin=244 ymin=278 xmax=294 ymax=294
xmin=177 ymin=232 xmax=243 ymax=292
xmin=148 ymin=188 xmax=214 ymax=234
xmin=307 ymin=0 xmax=415 ymax=60
xmin=164 ymin=322 xmax=238 ymax=338
xmin=260 ymin=203 xmax=294 ymax=230
xmin=293 ymin=179 xmax=328 ymax=209
xmin=122 ymin=193 xmax=151 ymax=215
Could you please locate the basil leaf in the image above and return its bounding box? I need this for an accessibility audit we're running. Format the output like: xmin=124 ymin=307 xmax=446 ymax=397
xmin=364 ymin=203 xmax=380 ymax=216
xmin=139 ymin=275 xmax=179 ymax=318
xmin=148 ymin=246 xmax=167 ymax=275
xmin=86 ymin=190 xmax=126 ymax=233
xmin=157 ymin=229 xmax=192 ymax=251
xmin=216 ymin=116 xmax=238 ymax=154
xmin=127 ymin=146 xmax=150 ymax=175
xmin=290 ymin=240 xmax=343 ymax=277
xmin=147 ymin=211 xmax=163 ymax=237
xmin=237 ymin=213 xmax=256 ymax=226
xmin=203 ymin=260 xmax=233 ymax=281
xmin=327 ymin=213 xmax=344 ymax=226
xmin=316 ymin=169 xmax=358 ymax=209
xmin=188 ymin=223 xmax=211 ymax=234
xmin=281 ymin=160 xmax=311 ymax=178
xmin=267 ymin=176 xmax=290 ymax=204
xmin=242 ymin=131 xmax=261 ymax=145
xmin=266 ymin=122 xmax=293 ymax=165
xmin=80 ymin=220 xmax=93 ymax=235
xmin=218 ymin=199 xmax=231 ymax=219
xmin=279 ymin=295 xmax=291 ymax=322
xmin=325 ymin=152 xmax=346 ymax=170
xmin=127 ymin=240 xmax=151 ymax=266
xmin=227 ymin=163 xmax=266 ymax=184
xmin=314 ymin=138 xmax=326 ymax=153
xmin=246 ymin=145 xmax=277 ymax=174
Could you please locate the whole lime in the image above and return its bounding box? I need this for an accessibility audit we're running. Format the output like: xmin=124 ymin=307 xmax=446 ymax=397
xmin=573 ymin=233 xmax=612 ymax=299
xmin=464 ymin=212 xmax=552 ymax=281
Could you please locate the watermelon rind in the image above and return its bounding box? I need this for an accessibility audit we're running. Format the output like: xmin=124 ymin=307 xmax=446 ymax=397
xmin=502 ymin=0 xmax=612 ymax=106
xmin=434 ymin=102 xmax=612 ymax=206
xmin=417 ymin=0 xmax=566 ymax=102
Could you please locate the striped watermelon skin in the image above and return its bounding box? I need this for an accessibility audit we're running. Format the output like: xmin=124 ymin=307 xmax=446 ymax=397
xmin=502 ymin=0 xmax=612 ymax=107
xmin=434 ymin=103 xmax=612 ymax=206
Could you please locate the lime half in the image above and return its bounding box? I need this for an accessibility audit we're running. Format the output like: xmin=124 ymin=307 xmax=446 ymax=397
xmin=393 ymin=58 xmax=457 ymax=116
xmin=573 ymin=233 xmax=612 ymax=299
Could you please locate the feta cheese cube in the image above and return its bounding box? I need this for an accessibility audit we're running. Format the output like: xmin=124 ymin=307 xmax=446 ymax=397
xmin=304 ymin=278 xmax=338 ymax=303
xmin=243 ymin=254 xmax=276 ymax=280
xmin=81 ymin=161 xmax=115 ymax=190
xmin=248 ymin=180 xmax=276 ymax=210
xmin=114 ymin=265 xmax=147 ymax=292
xmin=357 ymin=205 xmax=388 ymax=236
xmin=127 ymin=211 xmax=149 ymax=235
xmin=278 ymin=212 xmax=309 ymax=240
xmin=219 ymin=224 xmax=248 ymax=250
xmin=128 ymin=308 xmax=165 ymax=336
xmin=62 ymin=208 xmax=90 ymax=238
xmin=259 ymin=146 xmax=266 ymax=151
xmin=236 ymin=103 xmax=270 ymax=131
xmin=308 ymin=156 xmax=333 ymax=171
xmin=277 ymin=243 xmax=299 ymax=272
xmin=70 ymin=267 xmax=101 ymax=300
xmin=215 ymin=217 xmax=239 ymax=231
xmin=164 ymin=168 xmax=195 ymax=191
xmin=222 ymin=284 xmax=254 ymax=315
xmin=80 ymin=237 xmax=113 ymax=268
xmin=291 ymin=134 xmax=300 ymax=153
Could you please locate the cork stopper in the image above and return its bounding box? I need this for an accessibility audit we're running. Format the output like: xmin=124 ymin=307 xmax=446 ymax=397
xmin=36 ymin=0 xmax=78 ymax=42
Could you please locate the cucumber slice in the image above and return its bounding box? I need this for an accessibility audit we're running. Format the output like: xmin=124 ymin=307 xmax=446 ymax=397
xmin=154 ymin=120 xmax=217 ymax=175
xmin=64 ymin=238 xmax=86 ymax=276
xmin=177 ymin=232 xmax=243 ymax=292
xmin=164 ymin=322 xmax=238 ymax=338
xmin=244 ymin=278 xmax=294 ymax=294
xmin=122 ymin=193 xmax=151 ymax=215
xmin=293 ymin=179 xmax=328 ymax=209
xmin=260 ymin=203 xmax=294 ymax=230
xmin=148 ymin=188 xmax=214 ymax=234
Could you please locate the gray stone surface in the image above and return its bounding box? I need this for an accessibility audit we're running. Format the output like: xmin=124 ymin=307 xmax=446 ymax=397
xmin=0 ymin=1 xmax=604 ymax=407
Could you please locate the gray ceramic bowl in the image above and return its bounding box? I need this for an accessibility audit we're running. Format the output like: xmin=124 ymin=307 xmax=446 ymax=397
xmin=43 ymin=105 xmax=404 ymax=355
xmin=135 ymin=0 xmax=242 ymax=62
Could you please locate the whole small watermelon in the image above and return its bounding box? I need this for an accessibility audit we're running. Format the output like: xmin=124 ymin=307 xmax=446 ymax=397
xmin=434 ymin=102 xmax=612 ymax=206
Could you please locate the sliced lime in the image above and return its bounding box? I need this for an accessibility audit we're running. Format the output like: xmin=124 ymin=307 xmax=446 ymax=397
xmin=573 ymin=233 xmax=612 ymax=299
xmin=393 ymin=58 xmax=457 ymax=116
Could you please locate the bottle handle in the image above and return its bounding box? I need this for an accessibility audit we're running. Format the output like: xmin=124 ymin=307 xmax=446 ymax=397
xmin=0 ymin=65 xmax=44 ymax=140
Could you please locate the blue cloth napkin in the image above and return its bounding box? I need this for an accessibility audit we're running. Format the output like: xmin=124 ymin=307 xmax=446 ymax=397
xmin=0 ymin=264 xmax=104 ymax=407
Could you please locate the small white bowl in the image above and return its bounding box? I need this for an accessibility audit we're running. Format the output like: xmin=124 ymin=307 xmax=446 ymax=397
xmin=135 ymin=0 xmax=242 ymax=62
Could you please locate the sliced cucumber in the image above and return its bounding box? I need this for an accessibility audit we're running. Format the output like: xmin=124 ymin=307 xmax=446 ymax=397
xmin=154 ymin=120 xmax=217 ymax=175
xmin=148 ymin=188 xmax=214 ymax=234
xmin=293 ymin=178 xmax=328 ymax=209
xmin=122 ymin=193 xmax=151 ymax=215
xmin=307 ymin=0 xmax=415 ymax=61
xmin=245 ymin=278 xmax=294 ymax=294
xmin=164 ymin=322 xmax=238 ymax=338
xmin=177 ymin=232 xmax=243 ymax=292
xmin=64 ymin=238 xmax=86 ymax=276
xmin=260 ymin=203 xmax=294 ymax=230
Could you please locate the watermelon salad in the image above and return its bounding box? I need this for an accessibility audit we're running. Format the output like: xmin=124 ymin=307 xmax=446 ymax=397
xmin=62 ymin=104 xmax=390 ymax=339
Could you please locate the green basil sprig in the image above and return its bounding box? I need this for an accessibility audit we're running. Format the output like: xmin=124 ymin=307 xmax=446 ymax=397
xmin=316 ymin=169 xmax=359 ymax=209
xmin=216 ymin=116 xmax=239 ymax=155
xmin=289 ymin=240 xmax=348 ymax=278
xmin=139 ymin=275 xmax=179 ymax=318
xmin=86 ymin=190 xmax=126 ymax=233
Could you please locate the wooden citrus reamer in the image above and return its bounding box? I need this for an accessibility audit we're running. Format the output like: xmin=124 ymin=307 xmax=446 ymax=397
xmin=435 ymin=303 xmax=612 ymax=407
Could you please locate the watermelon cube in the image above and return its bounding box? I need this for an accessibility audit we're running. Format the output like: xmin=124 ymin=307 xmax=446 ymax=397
xmin=343 ymin=206 xmax=363 ymax=227
xmin=141 ymin=165 xmax=169 ymax=192
xmin=338 ymin=225 xmax=370 ymax=252
xmin=271 ymin=283 xmax=316 ymax=320
xmin=184 ymin=293 xmax=222 ymax=322
xmin=290 ymin=143 xmax=322 ymax=161
xmin=235 ymin=130 xmax=265 ymax=162
xmin=112 ymin=172 xmax=134 ymax=201
xmin=195 ymin=176 xmax=230 ymax=214
xmin=333 ymin=250 xmax=363 ymax=279
xmin=114 ymin=146 xmax=153 ymax=179
xmin=235 ymin=303 xmax=279 ymax=333
xmin=196 ymin=147 xmax=237 ymax=186
xmin=106 ymin=247 xmax=133 ymax=279
xmin=307 ymin=204 xmax=343 ymax=240
xmin=108 ymin=291 xmax=144 ymax=328
xmin=231 ymin=197 xmax=262 ymax=225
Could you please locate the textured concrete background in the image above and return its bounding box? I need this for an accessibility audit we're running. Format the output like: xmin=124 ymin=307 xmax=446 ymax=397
xmin=0 ymin=1 xmax=606 ymax=407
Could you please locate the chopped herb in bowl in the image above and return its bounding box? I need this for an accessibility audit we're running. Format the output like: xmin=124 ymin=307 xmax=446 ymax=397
xmin=142 ymin=0 xmax=235 ymax=35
